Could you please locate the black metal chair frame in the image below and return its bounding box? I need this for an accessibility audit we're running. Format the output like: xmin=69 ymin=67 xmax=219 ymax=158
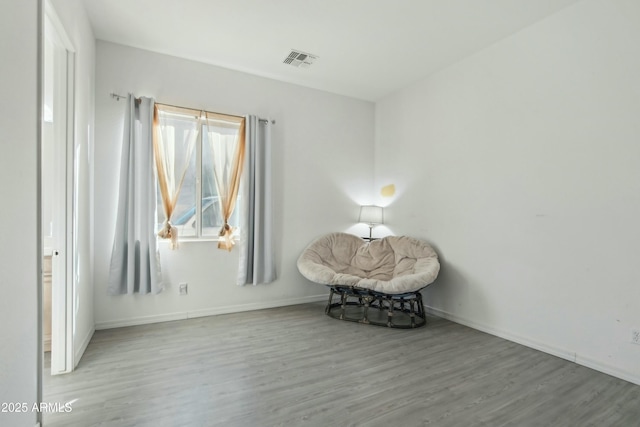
xmin=325 ymin=285 xmax=426 ymax=329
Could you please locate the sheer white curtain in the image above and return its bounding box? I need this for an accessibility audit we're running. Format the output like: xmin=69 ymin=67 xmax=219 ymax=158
xmin=108 ymin=95 xmax=163 ymax=294
xmin=237 ymin=116 xmax=276 ymax=285
xmin=204 ymin=113 xmax=245 ymax=251
xmin=154 ymin=105 xmax=200 ymax=249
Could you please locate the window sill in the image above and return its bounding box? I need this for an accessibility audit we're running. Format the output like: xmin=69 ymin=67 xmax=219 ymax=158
xmin=158 ymin=237 xmax=240 ymax=244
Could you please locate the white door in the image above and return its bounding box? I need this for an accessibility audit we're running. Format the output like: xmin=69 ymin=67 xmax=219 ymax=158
xmin=43 ymin=5 xmax=75 ymax=375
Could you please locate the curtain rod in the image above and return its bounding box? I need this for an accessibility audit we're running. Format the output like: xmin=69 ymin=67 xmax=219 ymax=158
xmin=109 ymin=93 xmax=275 ymax=124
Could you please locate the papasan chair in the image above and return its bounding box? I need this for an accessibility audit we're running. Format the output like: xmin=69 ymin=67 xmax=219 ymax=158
xmin=297 ymin=232 xmax=440 ymax=328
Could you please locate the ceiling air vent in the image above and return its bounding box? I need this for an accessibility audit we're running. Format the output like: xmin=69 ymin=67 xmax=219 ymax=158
xmin=283 ymin=49 xmax=318 ymax=68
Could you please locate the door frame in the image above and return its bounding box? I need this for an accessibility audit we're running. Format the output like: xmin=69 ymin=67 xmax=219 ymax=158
xmin=43 ymin=0 xmax=76 ymax=376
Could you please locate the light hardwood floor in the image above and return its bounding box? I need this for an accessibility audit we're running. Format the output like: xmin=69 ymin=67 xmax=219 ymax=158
xmin=43 ymin=302 xmax=640 ymax=427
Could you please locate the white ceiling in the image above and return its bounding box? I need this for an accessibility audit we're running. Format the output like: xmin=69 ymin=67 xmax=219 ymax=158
xmin=82 ymin=0 xmax=582 ymax=101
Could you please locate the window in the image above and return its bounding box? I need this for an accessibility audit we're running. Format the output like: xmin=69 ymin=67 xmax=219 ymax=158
xmin=154 ymin=105 xmax=243 ymax=240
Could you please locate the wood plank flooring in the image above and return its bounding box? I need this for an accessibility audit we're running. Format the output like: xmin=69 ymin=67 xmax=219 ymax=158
xmin=43 ymin=302 xmax=640 ymax=427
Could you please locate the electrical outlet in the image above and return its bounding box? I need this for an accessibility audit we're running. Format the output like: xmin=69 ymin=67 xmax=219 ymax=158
xmin=632 ymin=329 xmax=640 ymax=345
xmin=179 ymin=282 xmax=188 ymax=295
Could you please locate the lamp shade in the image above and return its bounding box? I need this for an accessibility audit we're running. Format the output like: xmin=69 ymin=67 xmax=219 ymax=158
xmin=359 ymin=205 xmax=384 ymax=225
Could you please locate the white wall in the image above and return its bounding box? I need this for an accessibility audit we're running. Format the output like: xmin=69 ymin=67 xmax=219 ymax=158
xmin=0 ymin=1 xmax=41 ymax=426
xmin=375 ymin=0 xmax=640 ymax=385
xmin=93 ymin=41 xmax=374 ymax=328
xmin=50 ymin=0 xmax=96 ymax=367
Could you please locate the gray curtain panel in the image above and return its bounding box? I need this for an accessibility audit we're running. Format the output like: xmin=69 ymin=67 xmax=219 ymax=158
xmin=108 ymin=95 xmax=163 ymax=294
xmin=237 ymin=116 xmax=276 ymax=285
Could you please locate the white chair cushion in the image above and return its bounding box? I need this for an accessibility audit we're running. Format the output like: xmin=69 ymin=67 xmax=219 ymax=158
xmin=297 ymin=232 xmax=440 ymax=294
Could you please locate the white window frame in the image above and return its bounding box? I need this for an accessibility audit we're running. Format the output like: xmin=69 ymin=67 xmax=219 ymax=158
xmin=155 ymin=107 xmax=243 ymax=242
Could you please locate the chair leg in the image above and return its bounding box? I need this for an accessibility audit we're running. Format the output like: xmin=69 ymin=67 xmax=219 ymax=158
xmin=409 ymin=298 xmax=416 ymax=328
xmin=362 ymin=296 xmax=370 ymax=324
xmin=416 ymin=292 xmax=426 ymax=325
xmin=325 ymin=287 xmax=335 ymax=315
xmin=386 ymin=295 xmax=394 ymax=327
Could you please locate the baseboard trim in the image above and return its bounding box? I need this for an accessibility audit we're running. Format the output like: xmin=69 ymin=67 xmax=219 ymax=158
xmin=74 ymin=327 xmax=95 ymax=368
xmin=95 ymin=312 xmax=189 ymax=330
xmin=425 ymin=305 xmax=640 ymax=386
xmin=574 ymin=353 xmax=640 ymax=387
xmin=187 ymin=294 xmax=328 ymax=319
xmin=95 ymin=294 xmax=328 ymax=330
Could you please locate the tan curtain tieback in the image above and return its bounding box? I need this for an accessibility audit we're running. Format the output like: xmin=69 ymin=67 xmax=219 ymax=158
xmin=158 ymin=220 xmax=178 ymax=249
xmin=218 ymin=222 xmax=235 ymax=251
